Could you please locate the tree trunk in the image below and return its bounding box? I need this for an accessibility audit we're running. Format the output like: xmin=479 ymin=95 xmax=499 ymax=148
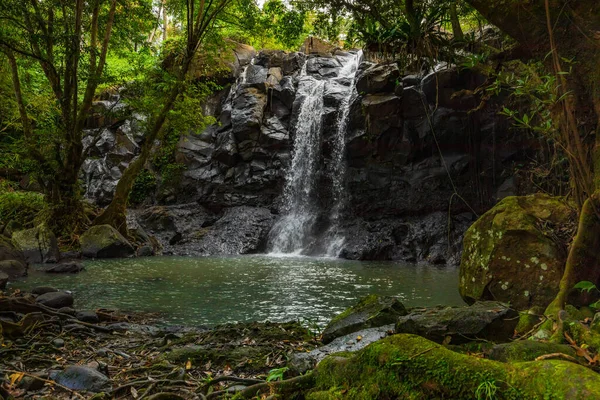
xmin=449 ymin=2 xmax=464 ymax=41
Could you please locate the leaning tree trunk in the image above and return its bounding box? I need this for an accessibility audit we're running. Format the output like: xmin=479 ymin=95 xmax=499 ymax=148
xmin=465 ymin=0 xmax=600 ymax=315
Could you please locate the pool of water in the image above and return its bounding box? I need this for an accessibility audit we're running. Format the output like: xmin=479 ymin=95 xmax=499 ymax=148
xmin=11 ymin=255 xmax=464 ymax=327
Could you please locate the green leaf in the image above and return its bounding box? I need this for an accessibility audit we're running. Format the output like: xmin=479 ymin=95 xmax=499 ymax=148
xmin=573 ymin=281 xmax=598 ymax=293
xmin=589 ymin=301 xmax=600 ymax=310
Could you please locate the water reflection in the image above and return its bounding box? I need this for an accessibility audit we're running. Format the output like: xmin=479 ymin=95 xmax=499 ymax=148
xmin=12 ymin=255 xmax=464 ymax=327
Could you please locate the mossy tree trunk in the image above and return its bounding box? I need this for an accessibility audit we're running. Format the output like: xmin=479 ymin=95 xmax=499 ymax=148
xmin=465 ymin=0 xmax=600 ymax=315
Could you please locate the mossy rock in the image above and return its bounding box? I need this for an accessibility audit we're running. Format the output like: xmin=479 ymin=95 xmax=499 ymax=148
xmin=459 ymin=194 xmax=575 ymax=310
xmin=11 ymin=223 xmax=60 ymax=264
xmin=308 ymin=334 xmax=600 ymax=399
xmin=322 ymin=295 xmax=407 ymax=344
xmin=0 ymin=236 xmax=27 ymax=279
xmin=488 ymin=340 xmax=579 ymax=362
xmin=395 ymin=301 xmax=518 ymax=344
xmin=80 ymin=225 xmax=135 ymax=259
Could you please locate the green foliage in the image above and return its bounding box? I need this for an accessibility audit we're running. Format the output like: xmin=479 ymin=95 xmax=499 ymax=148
xmin=0 ymin=188 xmax=45 ymax=226
xmin=129 ymin=169 xmax=156 ymax=206
xmin=574 ymin=281 xmax=600 ymax=310
xmin=266 ymin=366 xmax=289 ymax=382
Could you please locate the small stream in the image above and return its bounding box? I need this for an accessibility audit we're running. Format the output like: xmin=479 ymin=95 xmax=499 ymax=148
xmin=11 ymin=256 xmax=464 ymax=327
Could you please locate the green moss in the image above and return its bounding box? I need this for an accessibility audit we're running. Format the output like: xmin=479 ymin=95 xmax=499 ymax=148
xmin=309 ymin=334 xmax=600 ymax=399
xmin=459 ymin=194 xmax=575 ymax=310
xmin=329 ymin=295 xmax=381 ymax=326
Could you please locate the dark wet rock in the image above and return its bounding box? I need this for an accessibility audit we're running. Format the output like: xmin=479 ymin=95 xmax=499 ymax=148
xmin=36 ymin=291 xmax=74 ymax=309
xmin=31 ymin=286 xmax=58 ymax=295
xmin=421 ymin=67 xmax=486 ymax=110
xmin=394 ymin=301 xmax=518 ymax=344
xmin=322 ymin=295 xmax=407 ymax=344
xmin=53 ymin=338 xmax=66 ymax=348
xmin=196 ymin=206 xmax=275 ymax=255
xmin=306 ymin=56 xmax=341 ymax=78
xmin=290 ymin=324 xmax=393 ymax=374
xmin=0 ymin=272 xmax=7 ymax=290
xmin=80 ymin=225 xmax=135 ymax=259
xmin=356 ymin=63 xmax=400 ymax=94
xmin=77 ymin=310 xmax=100 ymax=323
xmin=51 ymin=365 xmax=110 ymax=392
xmin=401 ymin=86 xmax=428 ymax=118
xmin=459 ymin=194 xmax=575 ymax=310
xmin=44 ymin=261 xmax=84 ymax=274
xmin=402 ymin=74 xmax=421 ymax=87
xmin=11 ymin=224 xmax=60 ymax=264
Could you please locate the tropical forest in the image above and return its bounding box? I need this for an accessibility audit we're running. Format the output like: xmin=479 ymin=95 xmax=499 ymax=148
xmin=0 ymin=0 xmax=599 ymax=398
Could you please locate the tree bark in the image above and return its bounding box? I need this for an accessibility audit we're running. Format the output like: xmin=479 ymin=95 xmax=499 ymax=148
xmin=449 ymin=1 xmax=464 ymax=41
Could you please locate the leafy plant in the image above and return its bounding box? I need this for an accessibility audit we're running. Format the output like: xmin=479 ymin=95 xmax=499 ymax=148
xmin=573 ymin=281 xmax=600 ymax=309
xmin=266 ymin=367 xmax=289 ymax=382
xmin=0 ymin=189 xmax=45 ymax=226
xmin=475 ymin=379 xmax=498 ymax=400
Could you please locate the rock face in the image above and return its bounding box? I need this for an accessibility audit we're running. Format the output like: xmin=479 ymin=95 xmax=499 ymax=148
xmin=131 ymin=204 xmax=275 ymax=256
xmin=322 ymin=295 xmax=407 ymax=344
xmin=11 ymin=224 xmax=60 ymax=263
xmin=85 ymin=49 xmax=527 ymax=265
xmin=80 ymin=225 xmax=135 ymax=259
xmin=394 ymin=301 xmax=518 ymax=344
xmin=459 ymin=194 xmax=575 ymax=310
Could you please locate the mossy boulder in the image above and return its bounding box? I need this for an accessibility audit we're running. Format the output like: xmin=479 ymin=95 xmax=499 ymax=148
xmin=307 ymin=334 xmax=600 ymax=399
xmin=488 ymin=340 xmax=579 ymax=362
xmin=11 ymin=223 xmax=60 ymax=263
xmin=0 ymin=236 xmax=27 ymax=278
xmin=459 ymin=194 xmax=575 ymax=310
xmin=395 ymin=301 xmax=518 ymax=344
xmin=322 ymin=295 xmax=407 ymax=344
xmin=80 ymin=225 xmax=134 ymax=259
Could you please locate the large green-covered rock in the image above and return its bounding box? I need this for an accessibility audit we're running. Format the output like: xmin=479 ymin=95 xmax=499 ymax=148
xmin=11 ymin=223 xmax=60 ymax=263
xmin=459 ymin=194 xmax=574 ymax=310
xmin=322 ymin=295 xmax=407 ymax=344
xmin=0 ymin=236 xmax=27 ymax=278
xmin=80 ymin=225 xmax=134 ymax=259
xmin=308 ymin=334 xmax=600 ymax=399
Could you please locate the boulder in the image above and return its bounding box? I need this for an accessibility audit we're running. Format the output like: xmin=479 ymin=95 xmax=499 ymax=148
xmin=459 ymin=194 xmax=575 ymax=310
xmin=309 ymin=334 xmax=600 ymax=399
xmin=51 ymin=365 xmax=110 ymax=392
xmin=197 ymin=206 xmax=275 ymax=255
xmin=487 ymin=341 xmax=579 ymax=362
xmin=305 ymin=56 xmax=341 ymax=78
xmin=394 ymin=301 xmax=518 ymax=344
xmin=11 ymin=224 xmax=60 ymax=263
xmin=322 ymin=295 xmax=407 ymax=344
xmin=44 ymin=261 xmax=84 ymax=274
xmin=77 ymin=311 xmax=100 ymax=323
xmin=36 ymin=291 xmax=74 ymax=308
xmin=0 ymin=260 xmax=27 ymax=279
xmin=80 ymin=225 xmax=135 ymax=259
xmin=31 ymin=286 xmax=58 ymax=295
xmin=356 ymin=63 xmax=400 ymax=94
xmin=0 ymin=272 xmax=8 ymax=289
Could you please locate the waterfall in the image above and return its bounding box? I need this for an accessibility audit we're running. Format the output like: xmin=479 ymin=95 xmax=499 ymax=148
xmin=323 ymin=51 xmax=363 ymax=257
xmin=268 ymin=51 xmax=362 ymax=256
xmin=268 ymin=67 xmax=326 ymax=254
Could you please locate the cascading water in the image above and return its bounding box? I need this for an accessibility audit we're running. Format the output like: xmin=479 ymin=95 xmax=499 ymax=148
xmin=268 ymin=65 xmax=326 ymax=254
xmin=323 ymin=51 xmax=363 ymax=257
xmin=268 ymin=51 xmax=362 ymax=256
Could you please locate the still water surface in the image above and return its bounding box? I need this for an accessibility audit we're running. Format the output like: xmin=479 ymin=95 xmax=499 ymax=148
xmin=12 ymin=255 xmax=464 ymax=327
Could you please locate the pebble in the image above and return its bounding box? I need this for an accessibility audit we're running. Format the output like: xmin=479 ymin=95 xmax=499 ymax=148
xmin=53 ymin=338 xmax=65 ymax=348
